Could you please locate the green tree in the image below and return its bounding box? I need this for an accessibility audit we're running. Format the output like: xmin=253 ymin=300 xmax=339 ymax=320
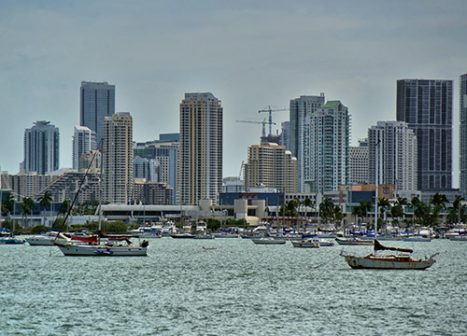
xmin=303 ymin=197 xmax=314 ymax=225
xmin=358 ymin=201 xmax=373 ymax=224
xmin=352 ymin=204 xmax=363 ymax=225
xmin=206 ymin=218 xmax=221 ymax=232
xmin=1 ymin=192 xmax=15 ymax=218
xmin=430 ymin=193 xmax=448 ymax=226
xmin=20 ymin=197 xmax=34 ymax=227
xmin=59 ymin=199 xmax=71 ymax=216
xmin=37 ymin=191 xmax=53 ymax=226
xmin=319 ymin=197 xmax=335 ymax=224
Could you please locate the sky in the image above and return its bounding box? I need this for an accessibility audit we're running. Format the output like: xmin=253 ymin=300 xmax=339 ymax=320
xmin=0 ymin=0 xmax=466 ymax=186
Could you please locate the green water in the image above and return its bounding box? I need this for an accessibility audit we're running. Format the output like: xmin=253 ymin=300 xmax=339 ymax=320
xmin=1 ymin=238 xmax=466 ymax=336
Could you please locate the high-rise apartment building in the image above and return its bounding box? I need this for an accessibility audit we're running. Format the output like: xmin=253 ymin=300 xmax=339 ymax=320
xmin=460 ymin=74 xmax=467 ymax=198
xmin=349 ymin=139 xmax=369 ymax=185
xmin=289 ymin=94 xmax=325 ymax=192
xmin=396 ymin=79 xmax=453 ymax=191
xmin=179 ymin=93 xmax=223 ymax=205
xmin=72 ymin=125 xmax=96 ymax=171
xmin=244 ymin=142 xmax=297 ymax=193
xmin=133 ymin=156 xmax=158 ymax=182
xmin=103 ymin=112 xmax=133 ymax=204
xmin=307 ymin=101 xmax=350 ymax=193
xmin=22 ymin=121 xmax=59 ymax=174
xmin=80 ymin=81 xmax=115 ymax=148
xmin=368 ymin=121 xmax=418 ymax=192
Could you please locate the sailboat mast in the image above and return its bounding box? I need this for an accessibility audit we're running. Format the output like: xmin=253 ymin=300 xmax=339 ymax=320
xmin=374 ymin=139 xmax=379 ymax=239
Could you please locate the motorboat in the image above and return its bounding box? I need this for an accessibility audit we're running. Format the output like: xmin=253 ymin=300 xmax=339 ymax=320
xmin=403 ymin=236 xmax=431 ymax=242
xmin=317 ymin=239 xmax=335 ymax=247
xmin=252 ymin=237 xmax=286 ymax=245
xmin=448 ymin=235 xmax=467 ymax=241
xmin=170 ymin=233 xmax=195 ymax=239
xmin=55 ymin=237 xmax=149 ymax=256
xmin=0 ymin=237 xmax=25 ymax=245
xmin=291 ymin=239 xmax=320 ymax=248
xmin=340 ymin=240 xmax=438 ymax=270
xmin=335 ymin=237 xmax=373 ymax=245
xmin=193 ymin=234 xmax=214 ymax=240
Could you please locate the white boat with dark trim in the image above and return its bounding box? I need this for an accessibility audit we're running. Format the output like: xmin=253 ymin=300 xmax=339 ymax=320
xmin=55 ymin=237 xmax=149 ymax=256
xmin=403 ymin=236 xmax=431 ymax=242
xmin=291 ymin=239 xmax=320 ymax=248
xmin=252 ymin=237 xmax=286 ymax=245
xmin=340 ymin=240 xmax=438 ymax=270
xmin=335 ymin=237 xmax=373 ymax=246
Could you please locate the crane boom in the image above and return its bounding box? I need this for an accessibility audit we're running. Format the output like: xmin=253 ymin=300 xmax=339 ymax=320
xmin=236 ymin=119 xmax=276 ymax=138
xmin=258 ymin=106 xmax=289 ymax=137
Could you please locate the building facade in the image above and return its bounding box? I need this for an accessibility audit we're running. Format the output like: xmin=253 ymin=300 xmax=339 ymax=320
xmin=307 ymin=101 xmax=350 ymax=193
xmin=72 ymin=125 xmax=96 ymax=171
xmin=396 ymin=79 xmax=453 ymax=191
xmin=368 ymin=121 xmax=418 ymax=192
xmin=244 ymin=142 xmax=298 ymax=194
xmin=178 ymin=93 xmax=223 ymax=205
xmin=349 ymin=139 xmax=369 ymax=185
xmin=103 ymin=112 xmax=133 ymax=204
xmin=133 ymin=156 xmax=158 ymax=182
xmin=289 ymin=94 xmax=325 ymax=192
xmin=461 ymin=74 xmax=467 ymax=198
xmin=23 ymin=121 xmax=60 ymax=174
xmin=80 ymin=81 xmax=115 ymax=148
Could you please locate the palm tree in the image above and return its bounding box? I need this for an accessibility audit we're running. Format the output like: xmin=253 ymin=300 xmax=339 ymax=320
xmin=431 ymin=193 xmax=448 ymax=226
xmin=319 ymin=197 xmax=335 ymax=224
xmin=358 ymin=201 xmax=372 ymax=224
xmin=378 ymin=197 xmax=391 ymax=233
xmin=1 ymin=193 xmax=15 ymax=219
xmin=37 ymin=191 xmax=53 ymax=226
xmin=20 ymin=197 xmax=34 ymax=228
xmin=352 ymin=204 xmax=362 ymax=225
xmin=302 ymin=197 xmax=314 ymax=232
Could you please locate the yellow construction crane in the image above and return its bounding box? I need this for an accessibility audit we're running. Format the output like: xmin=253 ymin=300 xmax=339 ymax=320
xmin=236 ymin=119 xmax=276 ymax=138
xmin=258 ymin=106 xmax=289 ymax=137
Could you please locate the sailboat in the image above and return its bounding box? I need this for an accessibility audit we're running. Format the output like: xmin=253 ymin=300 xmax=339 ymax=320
xmin=340 ymin=239 xmax=438 ymax=270
xmin=53 ymin=149 xmax=149 ymax=257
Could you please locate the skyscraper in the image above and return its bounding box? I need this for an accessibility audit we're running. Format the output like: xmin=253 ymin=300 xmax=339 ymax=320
xmin=307 ymin=101 xmax=350 ymax=193
xmin=368 ymin=121 xmax=417 ymax=192
xmin=349 ymin=139 xmax=369 ymax=185
xmin=103 ymin=112 xmax=133 ymax=204
xmin=460 ymin=74 xmax=467 ymax=198
xmin=244 ymin=142 xmax=297 ymax=193
xmin=23 ymin=121 xmax=59 ymax=174
xmin=289 ymin=94 xmax=325 ymax=192
xmin=80 ymin=81 xmax=115 ymax=148
xmin=396 ymin=79 xmax=453 ymax=191
xmin=179 ymin=93 xmax=223 ymax=205
xmin=72 ymin=125 xmax=96 ymax=171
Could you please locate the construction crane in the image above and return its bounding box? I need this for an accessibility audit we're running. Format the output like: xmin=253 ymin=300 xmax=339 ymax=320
xmin=258 ymin=106 xmax=289 ymax=137
xmin=236 ymin=119 xmax=276 ymax=138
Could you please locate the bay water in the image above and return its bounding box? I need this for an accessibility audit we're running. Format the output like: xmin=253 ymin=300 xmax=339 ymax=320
xmin=1 ymin=238 xmax=466 ymax=335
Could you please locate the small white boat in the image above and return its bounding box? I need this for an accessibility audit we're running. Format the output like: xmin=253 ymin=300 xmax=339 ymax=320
xmin=25 ymin=232 xmax=66 ymax=246
xmin=403 ymin=236 xmax=431 ymax=242
xmin=0 ymin=237 xmax=25 ymax=245
xmin=252 ymin=237 xmax=286 ymax=245
xmin=335 ymin=237 xmax=373 ymax=245
xmin=318 ymin=239 xmax=335 ymax=247
xmin=291 ymin=239 xmax=320 ymax=248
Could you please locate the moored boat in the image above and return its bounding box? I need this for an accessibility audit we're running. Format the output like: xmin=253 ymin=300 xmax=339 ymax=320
xmin=403 ymin=236 xmax=431 ymax=242
xmin=252 ymin=237 xmax=286 ymax=245
xmin=291 ymin=239 xmax=320 ymax=248
xmin=0 ymin=237 xmax=25 ymax=245
xmin=170 ymin=233 xmax=195 ymax=239
xmin=56 ymin=238 xmax=149 ymax=256
xmin=340 ymin=240 xmax=438 ymax=270
xmin=335 ymin=237 xmax=373 ymax=245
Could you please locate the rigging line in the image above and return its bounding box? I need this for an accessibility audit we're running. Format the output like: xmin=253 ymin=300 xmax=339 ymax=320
xmin=51 ymin=144 xmax=102 ymax=229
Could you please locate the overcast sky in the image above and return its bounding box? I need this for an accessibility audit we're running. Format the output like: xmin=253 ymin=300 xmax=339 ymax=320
xmin=1 ymin=0 xmax=466 ymax=186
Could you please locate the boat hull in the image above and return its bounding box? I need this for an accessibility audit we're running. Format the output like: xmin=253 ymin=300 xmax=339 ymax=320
xmin=343 ymin=255 xmax=435 ymax=270
xmin=335 ymin=238 xmax=373 ymax=245
xmin=252 ymin=238 xmax=286 ymax=245
xmin=57 ymin=244 xmax=148 ymax=256
xmin=291 ymin=239 xmax=320 ymax=248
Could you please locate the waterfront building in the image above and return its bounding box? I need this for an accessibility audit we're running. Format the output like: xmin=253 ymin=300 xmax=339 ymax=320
xmin=368 ymin=121 xmax=418 ymax=192
xmin=79 ymin=150 xmax=101 ymax=174
xmin=72 ymin=125 xmax=96 ymax=171
xmin=349 ymin=139 xmax=369 ymax=185
xmin=1 ymin=172 xmax=56 ymax=201
xmin=133 ymin=156 xmax=158 ymax=182
xmin=178 ymin=93 xmax=223 ymax=205
xmin=307 ymin=101 xmax=350 ymax=193
xmin=289 ymin=94 xmax=325 ymax=192
xmin=103 ymin=112 xmax=133 ymax=204
xmin=134 ymin=133 xmax=179 ymax=203
xmin=461 ymin=73 xmax=467 ymax=198
xmin=244 ymin=142 xmax=298 ymax=194
xmin=22 ymin=121 xmax=59 ymax=174
xmin=279 ymin=121 xmax=290 ymax=149
xmin=396 ymin=79 xmax=453 ymax=191
xmin=132 ymin=179 xmax=174 ymax=205
xmin=80 ymin=81 xmax=115 ymax=148
xmin=223 ymin=177 xmax=245 ymax=193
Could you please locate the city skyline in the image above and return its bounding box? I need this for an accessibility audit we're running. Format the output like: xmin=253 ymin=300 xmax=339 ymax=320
xmin=0 ymin=1 xmax=466 ymax=186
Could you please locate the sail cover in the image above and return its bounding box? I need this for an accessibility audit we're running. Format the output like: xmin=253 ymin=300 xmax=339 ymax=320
xmin=374 ymin=239 xmax=413 ymax=253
